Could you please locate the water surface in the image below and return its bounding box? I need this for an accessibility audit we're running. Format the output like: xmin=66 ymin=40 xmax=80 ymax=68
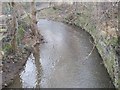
xmin=8 ymin=19 xmax=114 ymax=88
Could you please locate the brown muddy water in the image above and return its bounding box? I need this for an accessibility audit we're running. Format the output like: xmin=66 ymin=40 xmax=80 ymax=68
xmin=7 ymin=19 xmax=114 ymax=88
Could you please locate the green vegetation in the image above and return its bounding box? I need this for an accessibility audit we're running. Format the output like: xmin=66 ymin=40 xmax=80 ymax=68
xmin=2 ymin=43 xmax=12 ymax=54
xmin=17 ymin=25 xmax=25 ymax=45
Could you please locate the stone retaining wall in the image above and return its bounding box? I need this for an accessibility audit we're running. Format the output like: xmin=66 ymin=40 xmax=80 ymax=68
xmin=38 ymin=2 xmax=120 ymax=89
xmin=67 ymin=2 xmax=120 ymax=89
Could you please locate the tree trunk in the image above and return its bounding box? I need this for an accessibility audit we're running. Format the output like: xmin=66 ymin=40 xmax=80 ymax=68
xmin=10 ymin=2 xmax=18 ymax=52
xmin=31 ymin=1 xmax=37 ymax=36
xmin=30 ymin=1 xmax=41 ymax=44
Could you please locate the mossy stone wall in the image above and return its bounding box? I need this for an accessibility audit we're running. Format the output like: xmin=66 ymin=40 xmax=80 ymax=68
xmin=38 ymin=2 xmax=120 ymax=89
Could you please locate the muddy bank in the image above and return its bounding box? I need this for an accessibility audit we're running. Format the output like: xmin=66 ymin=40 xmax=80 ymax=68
xmin=2 ymin=48 xmax=31 ymax=88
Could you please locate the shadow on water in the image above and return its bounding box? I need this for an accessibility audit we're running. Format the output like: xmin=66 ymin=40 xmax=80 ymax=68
xmin=33 ymin=44 xmax=42 ymax=88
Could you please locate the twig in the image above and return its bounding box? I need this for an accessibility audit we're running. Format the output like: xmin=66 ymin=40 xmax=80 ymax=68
xmin=84 ymin=44 xmax=96 ymax=60
xmin=83 ymin=37 xmax=100 ymax=64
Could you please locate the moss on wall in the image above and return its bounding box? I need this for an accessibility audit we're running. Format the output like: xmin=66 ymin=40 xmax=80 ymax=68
xmin=70 ymin=3 xmax=119 ymax=89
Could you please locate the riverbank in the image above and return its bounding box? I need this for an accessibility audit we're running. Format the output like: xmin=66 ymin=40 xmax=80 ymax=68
xmin=2 ymin=35 xmax=44 ymax=88
xmin=2 ymin=2 xmax=119 ymax=89
xmin=1 ymin=18 xmax=44 ymax=88
xmin=2 ymin=49 xmax=31 ymax=87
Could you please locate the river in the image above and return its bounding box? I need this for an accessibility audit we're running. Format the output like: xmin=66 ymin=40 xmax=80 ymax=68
xmin=8 ymin=19 xmax=114 ymax=88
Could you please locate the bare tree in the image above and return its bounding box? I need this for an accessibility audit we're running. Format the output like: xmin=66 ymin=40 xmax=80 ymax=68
xmin=6 ymin=1 xmax=41 ymax=53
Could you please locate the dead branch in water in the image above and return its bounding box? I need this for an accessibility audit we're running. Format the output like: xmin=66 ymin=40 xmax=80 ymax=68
xmin=83 ymin=37 xmax=100 ymax=64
